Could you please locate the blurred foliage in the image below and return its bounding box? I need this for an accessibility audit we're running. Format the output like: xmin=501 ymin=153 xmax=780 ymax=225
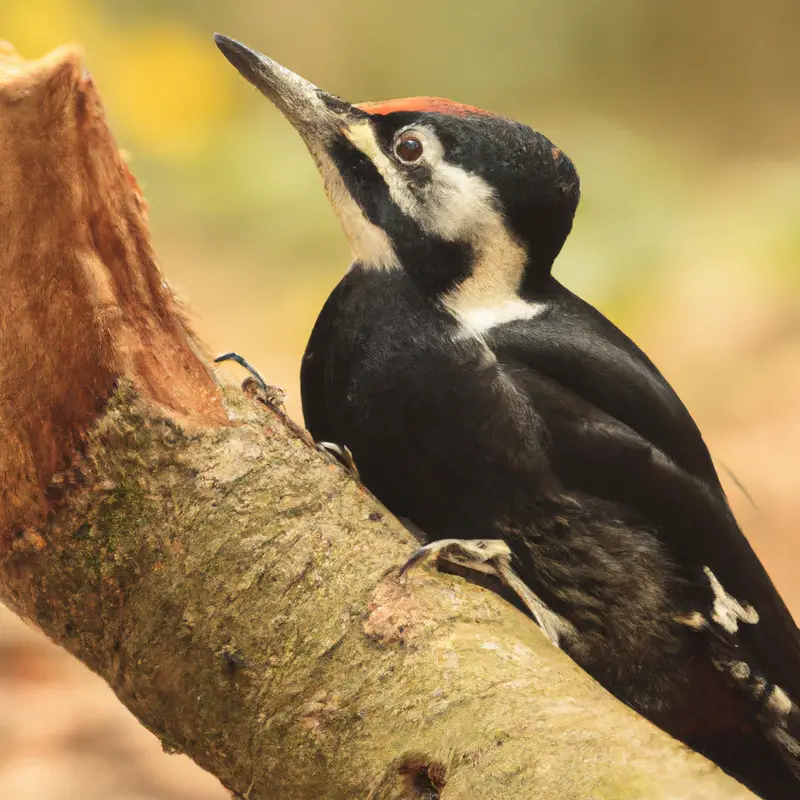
xmin=1 ymin=0 xmax=798 ymax=415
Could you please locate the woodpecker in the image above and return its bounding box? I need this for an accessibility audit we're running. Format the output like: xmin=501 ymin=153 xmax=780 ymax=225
xmin=214 ymin=34 xmax=800 ymax=799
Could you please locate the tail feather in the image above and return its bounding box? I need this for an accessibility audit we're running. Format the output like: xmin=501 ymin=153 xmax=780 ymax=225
xmin=763 ymin=686 xmax=800 ymax=780
xmin=714 ymin=652 xmax=800 ymax=785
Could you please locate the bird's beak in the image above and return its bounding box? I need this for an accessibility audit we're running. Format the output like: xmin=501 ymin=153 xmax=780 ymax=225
xmin=213 ymin=33 xmax=364 ymax=150
xmin=213 ymin=34 xmax=400 ymax=271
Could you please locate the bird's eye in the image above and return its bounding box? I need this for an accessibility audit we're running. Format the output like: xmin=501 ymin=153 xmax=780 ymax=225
xmin=394 ymin=133 xmax=424 ymax=163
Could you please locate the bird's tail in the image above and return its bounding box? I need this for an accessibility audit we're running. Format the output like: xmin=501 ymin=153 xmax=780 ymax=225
xmin=714 ymin=651 xmax=800 ymax=784
xmin=762 ymin=684 xmax=800 ymax=780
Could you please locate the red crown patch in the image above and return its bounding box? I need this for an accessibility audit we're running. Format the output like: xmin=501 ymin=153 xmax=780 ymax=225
xmin=356 ymin=97 xmax=494 ymax=118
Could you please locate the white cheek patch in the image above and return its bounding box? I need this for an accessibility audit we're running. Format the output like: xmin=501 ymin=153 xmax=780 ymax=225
xmin=423 ymin=160 xmax=493 ymax=238
xmin=416 ymin=148 xmax=538 ymax=337
xmin=343 ymin=120 xmax=509 ymax=247
xmin=703 ymin=566 xmax=760 ymax=634
xmin=342 ymin=120 xmax=539 ymax=337
xmin=314 ymin=151 xmax=399 ymax=271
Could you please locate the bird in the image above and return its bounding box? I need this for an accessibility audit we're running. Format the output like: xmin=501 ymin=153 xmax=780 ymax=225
xmin=214 ymin=33 xmax=800 ymax=799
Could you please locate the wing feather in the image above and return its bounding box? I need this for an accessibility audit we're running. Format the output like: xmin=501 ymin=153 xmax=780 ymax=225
xmin=490 ymin=279 xmax=800 ymax=701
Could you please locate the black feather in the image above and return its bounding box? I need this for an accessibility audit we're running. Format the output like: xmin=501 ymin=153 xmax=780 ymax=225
xmin=301 ymin=265 xmax=800 ymax=799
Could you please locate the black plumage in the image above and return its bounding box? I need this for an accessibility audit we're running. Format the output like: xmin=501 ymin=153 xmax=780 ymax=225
xmin=213 ymin=34 xmax=800 ymax=800
xmin=302 ymin=263 xmax=800 ymax=798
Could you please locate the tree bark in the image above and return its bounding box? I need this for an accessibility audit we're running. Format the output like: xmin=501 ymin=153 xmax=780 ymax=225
xmin=0 ymin=42 xmax=756 ymax=799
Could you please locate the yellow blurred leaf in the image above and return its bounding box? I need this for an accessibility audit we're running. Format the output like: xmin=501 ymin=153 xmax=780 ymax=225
xmin=1 ymin=0 xmax=104 ymax=56
xmin=104 ymin=23 xmax=232 ymax=156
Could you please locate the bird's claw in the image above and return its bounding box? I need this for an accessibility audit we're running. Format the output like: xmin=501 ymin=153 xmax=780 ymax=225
xmin=214 ymin=352 xmax=286 ymax=410
xmin=317 ymin=441 xmax=360 ymax=480
xmin=400 ymin=537 xmax=569 ymax=647
xmin=399 ymin=538 xmax=512 ymax=576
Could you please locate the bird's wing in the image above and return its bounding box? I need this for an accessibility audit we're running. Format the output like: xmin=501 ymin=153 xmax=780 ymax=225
xmin=488 ymin=281 xmax=800 ymax=703
xmin=491 ymin=279 xmax=723 ymax=490
xmin=530 ymin=378 xmax=800 ymax=777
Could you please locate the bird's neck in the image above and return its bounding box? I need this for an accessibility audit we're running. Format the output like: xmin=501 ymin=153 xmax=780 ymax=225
xmin=355 ymin=216 xmax=554 ymax=334
xmin=438 ymin=222 xmax=550 ymax=335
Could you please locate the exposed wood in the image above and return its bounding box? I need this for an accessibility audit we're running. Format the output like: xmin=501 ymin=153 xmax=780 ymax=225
xmin=0 ymin=41 xmax=225 ymax=544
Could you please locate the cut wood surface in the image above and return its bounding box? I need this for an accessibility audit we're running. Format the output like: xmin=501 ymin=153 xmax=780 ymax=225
xmin=0 ymin=42 xmax=756 ymax=799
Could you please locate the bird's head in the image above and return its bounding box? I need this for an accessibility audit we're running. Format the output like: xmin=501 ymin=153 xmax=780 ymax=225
xmin=215 ymin=34 xmax=580 ymax=312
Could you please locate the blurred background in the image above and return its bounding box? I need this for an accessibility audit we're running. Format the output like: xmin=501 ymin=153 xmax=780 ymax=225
xmin=1 ymin=1 xmax=798 ymax=797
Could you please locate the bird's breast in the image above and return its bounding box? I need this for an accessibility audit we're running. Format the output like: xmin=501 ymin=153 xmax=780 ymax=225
xmin=300 ymin=267 xmax=547 ymax=534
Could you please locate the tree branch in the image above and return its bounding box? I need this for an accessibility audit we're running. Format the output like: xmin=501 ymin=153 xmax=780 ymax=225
xmin=0 ymin=42 xmax=755 ymax=799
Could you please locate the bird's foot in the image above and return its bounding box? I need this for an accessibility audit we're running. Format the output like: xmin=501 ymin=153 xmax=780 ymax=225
xmin=214 ymin=352 xmax=286 ymax=410
xmin=400 ymin=538 xmax=512 ymax=576
xmin=317 ymin=441 xmax=360 ymax=480
xmin=400 ymin=538 xmax=569 ymax=647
